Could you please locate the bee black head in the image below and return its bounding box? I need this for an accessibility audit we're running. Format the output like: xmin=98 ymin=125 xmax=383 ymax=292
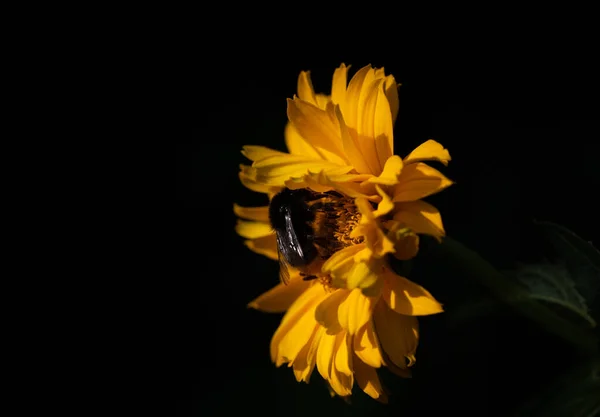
xmin=269 ymin=188 xmax=315 ymax=231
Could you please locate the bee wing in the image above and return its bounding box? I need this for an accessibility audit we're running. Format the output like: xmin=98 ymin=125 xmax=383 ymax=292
xmin=276 ymin=234 xmax=292 ymax=285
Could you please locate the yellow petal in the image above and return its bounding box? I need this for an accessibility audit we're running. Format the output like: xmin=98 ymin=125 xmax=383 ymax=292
xmin=242 ymin=145 xmax=287 ymax=162
xmin=233 ymin=204 xmax=270 ymax=223
xmin=393 ymin=162 xmax=454 ymax=202
xmin=336 ymin=105 xmax=373 ymax=174
xmin=366 ymin=155 xmax=404 ymax=185
xmin=293 ymin=326 xmax=323 ymax=383
xmin=315 ymin=94 xmax=330 ymax=110
xmin=286 ymin=98 xmax=348 ymax=166
xmin=351 ymin=199 xmax=395 ymax=259
xmin=382 ymin=268 xmax=443 ymax=315
xmin=394 ymin=200 xmax=446 ymax=241
xmin=285 ymin=174 xmax=334 ymax=193
xmin=334 ymin=332 xmax=353 ymax=377
xmin=353 ymin=245 xmax=374 ymax=263
xmin=322 ymin=244 xmax=365 ymax=276
xmin=235 ymin=220 xmax=273 ymax=239
xmin=383 ymin=355 xmax=413 ymax=378
xmin=278 ymin=303 xmax=322 ymax=366
xmin=315 ymin=289 xmax=348 ymax=334
xmin=271 ymin=284 xmax=327 ymax=365
xmin=347 ymin=260 xmax=380 ymax=291
xmin=337 ymin=288 xmax=374 ymax=335
xmin=316 ymin=331 xmax=336 ymax=382
xmin=324 ymin=246 xmax=378 ymax=291
xmin=246 ymin=145 xmax=347 ymax=173
xmin=239 ymin=165 xmax=280 ymax=194
xmin=284 ymin=122 xmax=323 ymax=160
xmin=328 ymin=172 xmax=374 ymax=183
xmin=247 ymin=146 xmax=353 ymax=186
xmin=285 ymin=170 xmax=376 ymax=200
xmin=353 ymin=321 xmax=383 ymax=368
xmin=404 ymin=139 xmax=451 ymax=166
xmin=354 ymin=356 xmax=388 ymax=403
xmin=247 ymin=272 xmax=310 ymax=313
xmin=243 ymin=234 xmax=278 ymax=261
xmin=360 ymin=78 xmax=393 ymax=175
xmin=297 ymin=71 xmax=317 ymax=106
xmin=342 ymin=65 xmax=375 ymax=131
xmin=384 ymin=74 xmax=400 ymax=126
xmin=331 ymin=63 xmax=349 ymax=106
xmin=346 ymin=69 xmax=383 ymax=175
xmin=373 ymin=185 xmax=394 ymax=218
xmin=354 ymin=197 xmax=375 ymax=222
xmin=328 ymin=332 xmax=353 ymax=396
xmin=373 ymin=301 xmax=419 ymax=369
xmin=360 ymin=271 xmax=384 ymax=298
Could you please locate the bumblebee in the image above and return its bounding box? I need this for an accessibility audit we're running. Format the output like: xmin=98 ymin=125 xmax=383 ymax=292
xmin=269 ymin=188 xmax=363 ymax=284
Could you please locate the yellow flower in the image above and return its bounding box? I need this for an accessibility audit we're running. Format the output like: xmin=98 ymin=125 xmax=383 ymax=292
xmin=247 ymin=265 xmax=443 ymax=401
xmin=235 ymin=64 xmax=453 ymax=401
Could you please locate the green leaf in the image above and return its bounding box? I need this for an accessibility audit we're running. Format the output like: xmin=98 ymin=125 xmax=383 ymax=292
xmin=516 ymin=262 xmax=596 ymax=327
xmin=430 ymin=237 xmax=598 ymax=354
xmin=511 ymin=357 xmax=600 ymax=417
xmin=535 ymin=220 xmax=600 ymax=307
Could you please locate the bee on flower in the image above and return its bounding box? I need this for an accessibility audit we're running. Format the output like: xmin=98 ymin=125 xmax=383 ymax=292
xmin=234 ymin=63 xmax=453 ymax=402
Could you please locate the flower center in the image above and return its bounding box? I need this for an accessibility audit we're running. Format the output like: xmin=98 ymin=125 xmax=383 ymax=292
xmin=308 ymin=195 xmax=363 ymax=260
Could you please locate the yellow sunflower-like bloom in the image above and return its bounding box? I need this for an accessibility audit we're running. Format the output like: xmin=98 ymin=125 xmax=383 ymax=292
xmin=235 ymin=64 xmax=453 ymax=402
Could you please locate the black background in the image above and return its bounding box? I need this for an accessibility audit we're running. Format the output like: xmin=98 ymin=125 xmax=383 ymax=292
xmin=175 ymin=20 xmax=599 ymax=417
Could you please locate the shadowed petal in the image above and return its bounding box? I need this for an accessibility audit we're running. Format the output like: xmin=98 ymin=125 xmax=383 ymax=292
xmin=385 ymin=223 xmax=419 ymax=261
xmin=235 ymin=220 xmax=273 ymax=239
xmin=315 ymin=290 xmax=348 ymax=334
xmin=293 ymin=326 xmax=323 ymax=383
xmin=239 ymin=165 xmax=281 ymax=194
xmin=361 ymin=78 xmax=393 ymax=174
xmin=233 ymin=204 xmax=270 ymax=222
xmin=271 ymin=285 xmax=328 ymax=365
xmin=337 ymin=288 xmax=375 ymax=335
xmin=404 ymin=140 xmax=451 ymax=166
xmin=285 ymin=170 xmax=377 ymax=200
xmin=248 ymin=273 xmax=310 ymax=313
xmin=373 ymin=300 xmax=419 ymax=369
xmin=317 ymin=332 xmax=353 ymax=396
xmin=354 ymin=355 xmax=388 ymax=403
xmin=331 ymin=64 xmax=349 ymax=106
xmin=394 ymin=200 xmax=446 ymax=241
xmin=381 ymin=268 xmax=443 ymax=315
xmin=366 ymin=155 xmax=403 ymax=185
xmin=353 ymin=321 xmax=383 ymax=368
xmin=284 ymin=122 xmax=323 ymax=160
xmin=384 ymin=74 xmax=399 ymax=125
xmin=336 ymin=105 xmax=373 ymax=174
xmin=393 ymin=162 xmax=454 ymax=202
xmin=341 ymin=65 xmax=374 ymax=131
xmin=243 ymin=234 xmax=278 ymax=260
xmin=287 ymin=98 xmax=348 ymax=165
xmin=297 ymin=71 xmax=317 ymax=106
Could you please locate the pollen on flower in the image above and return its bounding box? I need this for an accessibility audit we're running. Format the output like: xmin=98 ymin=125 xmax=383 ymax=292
xmin=309 ymin=195 xmax=364 ymax=262
xmin=333 ymin=202 xmax=364 ymax=247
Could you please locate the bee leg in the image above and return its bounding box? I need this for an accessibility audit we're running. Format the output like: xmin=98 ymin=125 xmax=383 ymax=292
xmin=301 ymin=275 xmax=318 ymax=281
